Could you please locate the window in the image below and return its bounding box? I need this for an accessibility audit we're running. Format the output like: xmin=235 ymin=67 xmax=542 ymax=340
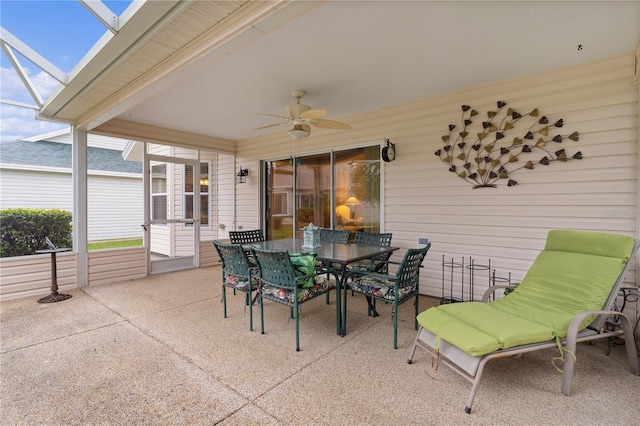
xmin=151 ymin=163 xmax=167 ymax=221
xmin=272 ymin=193 xmax=288 ymax=215
xmin=184 ymin=162 xmax=210 ymax=226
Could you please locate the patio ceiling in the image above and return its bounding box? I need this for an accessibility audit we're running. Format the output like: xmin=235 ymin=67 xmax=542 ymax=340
xmin=39 ymin=0 xmax=640 ymax=145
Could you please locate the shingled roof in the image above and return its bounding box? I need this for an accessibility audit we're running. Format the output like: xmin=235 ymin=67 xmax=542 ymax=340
xmin=0 ymin=140 xmax=142 ymax=174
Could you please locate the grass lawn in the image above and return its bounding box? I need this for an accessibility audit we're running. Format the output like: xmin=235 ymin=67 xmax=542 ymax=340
xmin=88 ymin=238 xmax=143 ymax=250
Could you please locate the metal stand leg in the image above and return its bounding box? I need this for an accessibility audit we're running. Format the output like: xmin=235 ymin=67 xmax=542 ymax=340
xmin=37 ymin=251 xmax=72 ymax=303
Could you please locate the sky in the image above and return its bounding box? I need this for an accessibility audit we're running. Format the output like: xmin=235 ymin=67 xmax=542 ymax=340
xmin=0 ymin=0 xmax=134 ymax=142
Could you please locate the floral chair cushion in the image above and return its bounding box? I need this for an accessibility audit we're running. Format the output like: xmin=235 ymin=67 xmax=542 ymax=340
xmin=347 ymin=259 xmax=375 ymax=272
xmin=262 ymin=276 xmax=333 ymax=303
xmin=349 ymin=274 xmax=413 ymax=301
xmin=224 ymin=266 xmax=259 ymax=291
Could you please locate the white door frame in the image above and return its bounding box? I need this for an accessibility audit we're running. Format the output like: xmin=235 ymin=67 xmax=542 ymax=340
xmin=144 ymin=151 xmax=200 ymax=274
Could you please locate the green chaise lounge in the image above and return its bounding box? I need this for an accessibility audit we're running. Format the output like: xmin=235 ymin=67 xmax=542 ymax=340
xmin=407 ymin=229 xmax=640 ymax=414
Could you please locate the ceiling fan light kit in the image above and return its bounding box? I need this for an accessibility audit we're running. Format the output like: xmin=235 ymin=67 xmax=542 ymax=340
xmin=289 ymin=124 xmax=311 ymax=139
xmin=256 ymin=90 xmax=352 ymax=139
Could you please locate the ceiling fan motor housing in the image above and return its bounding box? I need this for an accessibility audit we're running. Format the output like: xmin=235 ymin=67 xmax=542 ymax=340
xmin=287 ymin=102 xmax=311 ymax=119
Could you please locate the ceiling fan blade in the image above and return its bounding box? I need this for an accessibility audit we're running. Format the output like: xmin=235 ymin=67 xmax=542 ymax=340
xmin=253 ymin=122 xmax=286 ymax=130
xmin=257 ymin=112 xmax=291 ymax=120
xmin=301 ymin=108 xmax=327 ymax=120
xmin=313 ymin=119 xmax=352 ymax=130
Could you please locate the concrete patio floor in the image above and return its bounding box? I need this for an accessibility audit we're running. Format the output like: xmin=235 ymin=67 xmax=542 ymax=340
xmin=1 ymin=265 xmax=639 ymax=425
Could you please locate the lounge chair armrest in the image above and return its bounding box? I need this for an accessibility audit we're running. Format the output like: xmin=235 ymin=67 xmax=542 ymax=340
xmin=566 ymin=310 xmax=632 ymax=341
xmin=562 ymin=309 xmax=639 ymax=394
xmin=481 ymin=284 xmax=519 ymax=302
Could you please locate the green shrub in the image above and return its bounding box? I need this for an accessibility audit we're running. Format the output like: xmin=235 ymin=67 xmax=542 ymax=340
xmin=0 ymin=209 xmax=72 ymax=257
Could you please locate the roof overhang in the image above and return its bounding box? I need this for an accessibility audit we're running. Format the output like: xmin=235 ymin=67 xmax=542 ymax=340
xmin=39 ymin=0 xmax=317 ymax=150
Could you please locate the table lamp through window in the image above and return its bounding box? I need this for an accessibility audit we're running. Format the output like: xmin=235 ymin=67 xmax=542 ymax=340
xmin=344 ymin=196 xmax=360 ymax=219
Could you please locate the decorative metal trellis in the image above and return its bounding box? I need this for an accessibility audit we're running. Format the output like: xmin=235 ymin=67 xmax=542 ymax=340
xmin=435 ymin=101 xmax=582 ymax=188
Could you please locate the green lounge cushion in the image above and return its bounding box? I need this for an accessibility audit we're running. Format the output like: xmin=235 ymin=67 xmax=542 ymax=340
xmin=418 ymin=230 xmax=634 ymax=357
xmin=544 ymin=229 xmax=634 ymax=261
xmin=492 ymin=250 xmax=626 ymax=332
xmin=416 ymin=303 xmax=556 ymax=356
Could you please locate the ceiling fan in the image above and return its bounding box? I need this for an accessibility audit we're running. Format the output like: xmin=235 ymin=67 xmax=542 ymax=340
xmin=255 ymin=90 xmax=351 ymax=139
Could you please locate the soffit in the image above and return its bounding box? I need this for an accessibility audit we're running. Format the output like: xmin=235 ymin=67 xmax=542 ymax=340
xmin=41 ymin=0 xmax=251 ymax=124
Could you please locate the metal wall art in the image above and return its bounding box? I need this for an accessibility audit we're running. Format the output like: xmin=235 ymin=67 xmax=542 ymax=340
xmin=434 ymin=101 xmax=581 ymax=188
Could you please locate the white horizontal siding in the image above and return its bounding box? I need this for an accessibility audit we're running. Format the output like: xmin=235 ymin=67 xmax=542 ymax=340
xmin=45 ymin=131 xmax=131 ymax=150
xmin=199 ymin=240 xmax=221 ymax=267
xmin=150 ymin=225 xmax=170 ymax=256
xmin=237 ymin=55 xmax=638 ymax=300
xmin=87 ymin=247 xmax=147 ymax=286
xmin=175 ymin=226 xmax=195 ymax=257
xmin=217 ymin=154 xmax=236 ymax=235
xmin=0 ymin=170 xmax=73 ymax=210
xmin=87 ymin=175 xmax=144 ymax=241
xmin=0 ymin=169 xmax=143 ymax=242
xmin=0 ymin=252 xmax=77 ymax=301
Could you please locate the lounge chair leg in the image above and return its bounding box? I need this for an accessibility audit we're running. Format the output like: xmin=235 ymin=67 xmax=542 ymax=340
xmin=465 ymin=359 xmax=488 ymax=414
xmin=407 ymin=327 xmax=423 ymax=364
xmin=620 ymin=316 xmax=640 ymax=375
xmin=561 ymin=347 xmax=576 ymax=396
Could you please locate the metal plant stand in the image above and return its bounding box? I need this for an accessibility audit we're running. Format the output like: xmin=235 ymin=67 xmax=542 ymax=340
xmin=441 ymin=255 xmax=511 ymax=303
xmin=441 ymin=256 xmax=464 ymax=304
xmin=36 ymin=248 xmax=72 ymax=303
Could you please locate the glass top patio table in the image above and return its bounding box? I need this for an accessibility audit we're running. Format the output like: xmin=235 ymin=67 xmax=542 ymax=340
xmin=248 ymin=238 xmax=398 ymax=336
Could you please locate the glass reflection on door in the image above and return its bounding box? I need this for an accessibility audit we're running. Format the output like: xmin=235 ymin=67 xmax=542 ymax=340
xmin=265 ymin=159 xmax=294 ymax=240
xmin=334 ymin=147 xmax=380 ymax=239
xmin=295 ymin=153 xmax=331 ymax=235
xmin=264 ymin=146 xmax=380 ymax=241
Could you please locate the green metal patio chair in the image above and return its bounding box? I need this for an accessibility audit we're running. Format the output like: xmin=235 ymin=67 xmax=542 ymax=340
xmin=344 ymin=243 xmax=431 ymax=349
xmin=350 ymin=230 xmax=394 ymax=273
xmin=229 ymin=229 xmax=264 ymax=263
xmin=252 ymin=247 xmax=336 ymax=351
xmin=320 ymin=228 xmax=350 ymax=244
xmin=213 ymin=240 xmax=259 ymax=331
xmin=228 ymin=229 xmax=265 ymax=245
xmin=317 ymin=228 xmax=350 ymax=273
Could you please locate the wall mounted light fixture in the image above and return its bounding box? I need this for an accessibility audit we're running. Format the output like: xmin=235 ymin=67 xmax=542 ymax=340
xmin=237 ymin=167 xmax=249 ymax=184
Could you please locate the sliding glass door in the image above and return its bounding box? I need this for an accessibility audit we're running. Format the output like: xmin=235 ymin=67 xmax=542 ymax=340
xmin=264 ymin=159 xmax=294 ymax=240
xmin=264 ymin=145 xmax=380 ymax=241
xmin=295 ymin=153 xmax=331 ymax=231
xmin=334 ymin=146 xmax=381 ymax=238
